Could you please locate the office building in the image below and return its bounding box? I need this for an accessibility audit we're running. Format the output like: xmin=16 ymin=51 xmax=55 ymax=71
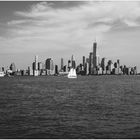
xmin=38 ymin=62 xmax=44 ymax=75
xmin=68 ymin=60 xmax=71 ymax=71
xmin=93 ymin=42 xmax=97 ymax=68
xmin=38 ymin=62 xmax=43 ymax=70
xmin=117 ymin=59 xmax=120 ymax=74
xmin=86 ymin=58 xmax=89 ymax=63
xmin=33 ymin=55 xmax=39 ymax=76
xmin=106 ymin=60 xmax=112 ymax=74
xmin=55 ymin=65 xmax=58 ymax=75
xmin=63 ymin=65 xmax=68 ymax=72
xmin=34 ymin=55 xmax=38 ymax=70
xmin=71 ymin=55 xmax=76 ymax=69
xmin=83 ymin=56 xmax=85 ymax=67
xmin=45 ymin=58 xmax=54 ymax=75
xmin=101 ymin=58 xmax=106 ymax=74
xmin=10 ymin=63 xmax=16 ymax=72
xmin=61 ymin=58 xmax=64 ymax=71
xmin=28 ymin=66 xmax=33 ymax=76
xmin=96 ymin=55 xmax=100 ymax=66
xmin=134 ymin=66 xmax=137 ymax=75
xmin=89 ymin=52 xmax=93 ymax=74
xmin=93 ymin=42 xmax=97 ymax=74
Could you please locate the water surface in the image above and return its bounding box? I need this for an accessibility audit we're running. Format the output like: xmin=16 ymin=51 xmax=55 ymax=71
xmin=0 ymin=75 xmax=140 ymax=138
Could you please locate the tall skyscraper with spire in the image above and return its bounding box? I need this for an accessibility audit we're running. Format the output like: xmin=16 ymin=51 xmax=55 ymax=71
xmin=93 ymin=41 xmax=97 ymax=69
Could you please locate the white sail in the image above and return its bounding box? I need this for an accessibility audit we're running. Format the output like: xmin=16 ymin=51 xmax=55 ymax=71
xmin=0 ymin=71 xmax=5 ymax=77
xmin=68 ymin=68 xmax=77 ymax=78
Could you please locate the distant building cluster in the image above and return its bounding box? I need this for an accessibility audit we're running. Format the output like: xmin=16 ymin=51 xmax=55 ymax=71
xmin=76 ymin=42 xmax=137 ymax=76
xmin=0 ymin=41 xmax=138 ymax=76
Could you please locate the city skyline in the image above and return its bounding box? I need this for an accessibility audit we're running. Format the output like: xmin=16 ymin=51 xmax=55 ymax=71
xmin=0 ymin=1 xmax=140 ymax=71
xmin=1 ymin=40 xmax=137 ymax=77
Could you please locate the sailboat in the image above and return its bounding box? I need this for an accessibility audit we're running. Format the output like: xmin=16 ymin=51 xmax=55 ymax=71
xmin=68 ymin=68 xmax=77 ymax=78
xmin=0 ymin=71 xmax=5 ymax=77
xmin=67 ymin=55 xmax=77 ymax=78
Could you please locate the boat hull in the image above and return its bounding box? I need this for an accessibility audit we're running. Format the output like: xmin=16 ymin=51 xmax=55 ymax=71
xmin=68 ymin=76 xmax=77 ymax=78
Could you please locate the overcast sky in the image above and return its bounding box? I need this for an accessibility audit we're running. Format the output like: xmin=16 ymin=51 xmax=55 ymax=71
xmin=0 ymin=1 xmax=140 ymax=71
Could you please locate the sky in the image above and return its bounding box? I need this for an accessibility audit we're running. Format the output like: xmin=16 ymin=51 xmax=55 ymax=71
xmin=0 ymin=1 xmax=140 ymax=71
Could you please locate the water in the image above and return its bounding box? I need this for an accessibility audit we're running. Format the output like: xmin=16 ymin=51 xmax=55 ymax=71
xmin=0 ymin=75 xmax=140 ymax=138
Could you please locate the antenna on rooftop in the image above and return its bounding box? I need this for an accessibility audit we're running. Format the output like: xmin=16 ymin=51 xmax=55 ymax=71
xmin=94 ymin=33 xmax=97 ymax=43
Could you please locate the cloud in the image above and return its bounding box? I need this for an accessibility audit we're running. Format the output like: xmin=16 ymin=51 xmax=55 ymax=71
xmin=7 ymin=19 xmax=32 ymax=25
xmin=2 ymin=1 xmax=140 ymax=54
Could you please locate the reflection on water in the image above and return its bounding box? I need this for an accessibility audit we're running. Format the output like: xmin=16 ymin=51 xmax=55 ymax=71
xmin=0 ymin=76 xmax=140 ymax=138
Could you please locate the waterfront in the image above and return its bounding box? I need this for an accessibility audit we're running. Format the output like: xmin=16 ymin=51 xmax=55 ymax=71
xmin=0 ymin=75 xmax=140 ymax=138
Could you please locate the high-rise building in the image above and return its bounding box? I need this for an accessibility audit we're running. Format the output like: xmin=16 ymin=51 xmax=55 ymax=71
xmin=46 ymin=58 xmax=51 ymax=70
xmin=63 ymin=65 xmax=68 ymax=72
xmin=83 ymin=56 xmax=85 ymax=67
xmin=10 ymin=63 xmax=16 ymax=73
xmin=38 ymin=62 xmax=45 ymax=75
xmin=89 ymin=52 xmax=93 ymax=74
xmin=96 ymin=55 xmax=100 ymax=66
xmin=71 ymin=55 xmax=76 ymax=69
xmin=86 ymin=62 xmax=89 ymax=75
xmin=123 ymin=65 xmax=127 ymax=74
xmin=55 ymin=65 xmax=58 ymax=75
xmin=106 ymin=60 xmax=112 ymax=74
xmin=93 ymin=42 xmax=97 ymax=69
xmin=101 ymin=58 xmax=106 ymax=74
xmin=33 ymin=55 xmax=39 ymax=76
xmin=86 ymin=58 xmax=89 ymax=63
xmin=117 ymin=59 xmax=120 ymax=74
xmin=35 ymin=55 xmax=38 ymax=70
xmin=28 ymin=66 xmax=33 ymax=76
xmin=45 ymin=58 xmax=54 ymax=75
xmin=61 ymin=58 xmax=64 ymax=71
xmin=32 ymin=62 xmax=35 ymax=71
xmin=68 ymin=60 xmax=71 ymax=71
xmin=134 ymin=66 xmax=137 ymax=75
xmin=38 ymin=62 xmax=44 ymax=70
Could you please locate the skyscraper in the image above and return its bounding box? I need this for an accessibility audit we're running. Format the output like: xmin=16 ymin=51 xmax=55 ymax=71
xmin=68 ymin=60 xmax=71 ymax=71
xmin=33 ymin=55 xmax=39 ymax=76
xmin=35 ymin=55 xmax=38 ymax=70
xmin=86 ymin=62 xmax=89 ymax=75
xmin=106 ymin=60 xmax=112 ymax=74
xmin=134 ymin=66 xmax=137 ymax=75
xmin=9 ymin=63 xmax=16 ymax=75
xmin=10 ymin=63 xmax=16 ymax=72
xmin=45 ymin=58 xmax=54 ymax=75
xmin=83 ymin=56 xmax=85 ymax=67
xmin=38 ymin=62 xmax=44 ymax=70
xmin=96 ymin=55 xmax=100 ymax=67
xmin=71 ymin=55 xmax=76 ymax=69
xmin=28 ymin=66 xmax=33 ymax=76
xmin=89 ymin=52 xmax=93 ymax=74
xmin=93 ymin=42 xmax=97 ymax=68
xmin=55 ymin=65 xmax=58 ymax=75
xmin=117 ymin=59 xmax=120 ymax=74
xmin=46 ymin=58 xmax=51 ymax=70
xmin=101 ymin=58 xmax=106 ymax=74
xmin=61 ymin=58 xmax=64 ymax=71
